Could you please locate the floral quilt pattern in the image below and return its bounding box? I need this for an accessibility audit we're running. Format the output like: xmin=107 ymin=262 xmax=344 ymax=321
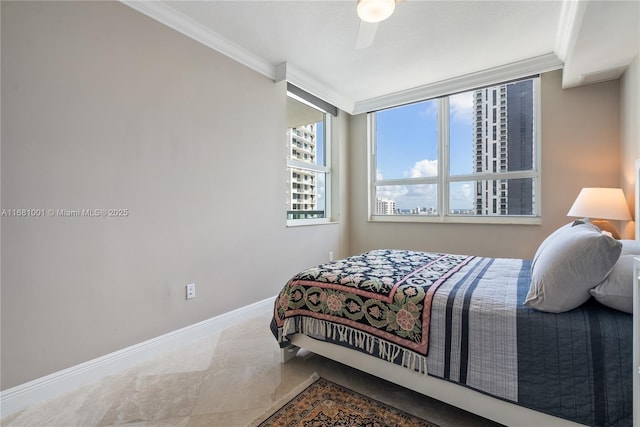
xmin=273 ymin=249 xmax=473 ymax=355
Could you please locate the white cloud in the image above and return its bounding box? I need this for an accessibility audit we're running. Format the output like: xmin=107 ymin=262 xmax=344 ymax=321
xmin=377 ymin=185 xmax=409 ymax=201
xmin=405 ymin=183 xmax=436 ymax=198
xmin=408 ymin=159 xmax=438 ymax=178
xmin=378 ymin=183 xmax=437 ymax=210
xmin=378 ymin=160 xmax=476 ymax=211
xmin=378 ymin=159 xmax=439 ymax=210
xmin=449 ymin=92 xmax=473 ymax=122
xmin=418 ymin=100 xmax=438 ymax=118
xmin=449 ymin=182 xmax=474 ymax=209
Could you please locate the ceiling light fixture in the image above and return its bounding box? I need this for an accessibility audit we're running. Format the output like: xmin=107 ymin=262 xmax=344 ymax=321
xmin=357 ymin=0 xmax=395 ymax=23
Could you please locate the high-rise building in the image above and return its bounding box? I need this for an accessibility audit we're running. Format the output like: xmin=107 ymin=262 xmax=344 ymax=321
xmin=473 ymin=80 xmax=534 ymax=215
xmin=288 ymin=124 xmax=318 ymax=214
xmin=376 ymin=198 xmax=396 ymax=215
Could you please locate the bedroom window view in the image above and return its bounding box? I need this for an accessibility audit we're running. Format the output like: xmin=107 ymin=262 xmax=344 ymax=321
xmin=372 ymin=77 xmax=539 ymax=221
xmin=286 ymin=94 xmax=330 ymax=223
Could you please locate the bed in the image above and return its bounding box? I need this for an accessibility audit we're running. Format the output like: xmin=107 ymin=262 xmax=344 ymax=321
xmin=271 ymin=170 xmax=639 ymax=427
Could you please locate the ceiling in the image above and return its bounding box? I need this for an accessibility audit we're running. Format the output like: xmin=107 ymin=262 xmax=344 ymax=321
xmin=123 ymin=0 xmax=639 ymax=114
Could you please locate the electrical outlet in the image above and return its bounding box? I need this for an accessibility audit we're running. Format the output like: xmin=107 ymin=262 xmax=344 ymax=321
xmin=186 ymin=283 xmax=196 ymax=300
xmin=329 ymin=251 xmax=334 ymax=262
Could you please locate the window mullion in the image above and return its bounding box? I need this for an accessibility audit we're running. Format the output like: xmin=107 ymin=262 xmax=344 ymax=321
xmin=324 ymin=115 xmax=332 ymax=221
xmin=287 ymin=159 xmax=330 ymax=174
xmin=439 ymin=97 xmax=449 ymax=219
xmin=376 ymin=177 xmax=438 ymax=186
xmin=448 ymin=170 xmax=537 ymax=182
xmin=369 ymin=113 xmax=377 ymax=217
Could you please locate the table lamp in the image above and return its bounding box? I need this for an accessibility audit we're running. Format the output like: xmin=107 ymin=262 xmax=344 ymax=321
xmin=567 ymin=187 xmax=632 ymax=239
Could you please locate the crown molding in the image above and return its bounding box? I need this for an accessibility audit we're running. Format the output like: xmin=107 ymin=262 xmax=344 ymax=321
xmin=352 ymin=53 xmax=563 ymax=114
xmin=121 ymin=1 xmax=353 ymax=114
xmin=555 ymin=0 xmax=587 ymax=63
xmin=120 ymin=0 xmax=275 ymax=80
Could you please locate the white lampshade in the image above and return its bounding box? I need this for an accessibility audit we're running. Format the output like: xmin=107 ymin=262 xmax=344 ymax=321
xmin=567 ymin=187 xmax=632 ymax=220
xmin=357 ymin=0 xmax=395 ymax=23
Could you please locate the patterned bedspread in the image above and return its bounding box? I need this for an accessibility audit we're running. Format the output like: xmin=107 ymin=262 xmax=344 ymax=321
xmin=271 ymin=250 xmax=633 ymax=426
xmin=272 ymin=250 xmax=473 ymax=370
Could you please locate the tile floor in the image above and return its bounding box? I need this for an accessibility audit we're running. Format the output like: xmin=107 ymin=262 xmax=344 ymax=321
xmin=1 ymin=308 xmax=501 ymax=427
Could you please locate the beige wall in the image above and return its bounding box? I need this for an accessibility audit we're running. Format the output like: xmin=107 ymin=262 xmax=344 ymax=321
xmin=348 ymin=70 xmax=622 ymax=258
xmin=1 ymin=1 xmax=344 ymax=389
xmin=620 ymin=55 xmax=639 ymax=238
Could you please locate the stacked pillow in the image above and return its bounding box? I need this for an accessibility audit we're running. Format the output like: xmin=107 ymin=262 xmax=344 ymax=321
xmin=588 ymin=240 xmax=640 ymax=313
xmin=525 ymin=221 xmax=626 ymax=313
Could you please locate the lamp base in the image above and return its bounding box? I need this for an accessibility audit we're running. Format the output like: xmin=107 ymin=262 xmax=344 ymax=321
xmin=591 ymin=219 xmax=621 ymax=239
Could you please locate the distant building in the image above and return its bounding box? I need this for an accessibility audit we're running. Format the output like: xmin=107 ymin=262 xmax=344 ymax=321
xmin=376 ymin=198 xmax=396 ymax=215
xmin=473 ymin=80 xmax=534 ymax=215
xmin=288 ymin=124 xmax=318 ymax=213
xmin=411 ymin=206 xmax=436 ymax=215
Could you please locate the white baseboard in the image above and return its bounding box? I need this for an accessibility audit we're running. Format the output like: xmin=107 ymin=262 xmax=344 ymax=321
xmin=0 ymin=296 xmax=275 ymax=418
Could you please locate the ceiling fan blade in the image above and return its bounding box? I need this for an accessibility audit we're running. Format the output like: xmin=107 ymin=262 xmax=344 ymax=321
xmin=355 ymin=20 xmax=379 ymax=49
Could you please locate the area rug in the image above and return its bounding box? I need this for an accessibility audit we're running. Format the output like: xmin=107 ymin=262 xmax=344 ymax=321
xmin=249 ymin=374 xmax=439 ymax=427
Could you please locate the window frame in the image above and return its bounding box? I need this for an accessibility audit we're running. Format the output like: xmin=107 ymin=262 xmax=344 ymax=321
xmin=286 ymin=91 xmax=333 ymax=227
xmin=368 ymin=77 xmax=542 ymax=225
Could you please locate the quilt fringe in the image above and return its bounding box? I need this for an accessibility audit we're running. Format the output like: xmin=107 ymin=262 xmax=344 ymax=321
xmin=280 ymin=316 xmax=428 ymax=374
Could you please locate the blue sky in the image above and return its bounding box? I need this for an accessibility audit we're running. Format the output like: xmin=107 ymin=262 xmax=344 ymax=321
xmin=375 ymin=92 xmax=475 ymax=211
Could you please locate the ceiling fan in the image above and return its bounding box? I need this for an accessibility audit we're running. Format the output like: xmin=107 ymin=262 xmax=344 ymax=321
xmin=354 ymin=0 xmax=401 ymax=49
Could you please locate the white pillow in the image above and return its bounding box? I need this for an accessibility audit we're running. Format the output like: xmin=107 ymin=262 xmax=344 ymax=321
xmin=590 ymin=255 xmax=635 ymax=313
xmin=620 ymin=239 xmax=640 ymax=255
xmin=531 ymin=221 xmax=584 ymax=269
xmin=525 ymin=222 xmax=622 ymax=313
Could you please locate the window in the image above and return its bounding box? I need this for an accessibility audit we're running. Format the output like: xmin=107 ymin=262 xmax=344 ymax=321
xmin=370 ymin=77 xmax=540 ymax=223
xmin=286 ymin=84 xmax=335 ymax=225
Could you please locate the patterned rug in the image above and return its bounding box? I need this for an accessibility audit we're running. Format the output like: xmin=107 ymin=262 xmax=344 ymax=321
xmin=250 ymin=374 xmax=439 ymax=427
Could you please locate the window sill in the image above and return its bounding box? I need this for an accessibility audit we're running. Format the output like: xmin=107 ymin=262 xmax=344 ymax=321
xmin=287 ymin=219 xmax=339 ymax=227
xmin=369 ymin=215 xmax=542 ymax=225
